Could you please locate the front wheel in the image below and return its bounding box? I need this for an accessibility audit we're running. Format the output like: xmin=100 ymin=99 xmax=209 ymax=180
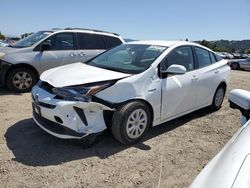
xmin=211 ymin=85 xmax=226 ymax=110
xmin=7 ymin=68 xmax=38 ymax=93
xmin=111 ymin=101 xmax=151 ymax=145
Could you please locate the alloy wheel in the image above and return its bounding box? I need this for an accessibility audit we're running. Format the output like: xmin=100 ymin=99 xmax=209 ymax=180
xmin=12 ymin=72 xmax=33 ymax=90
xmin=126 ymin=109 xmax=148 ymax=139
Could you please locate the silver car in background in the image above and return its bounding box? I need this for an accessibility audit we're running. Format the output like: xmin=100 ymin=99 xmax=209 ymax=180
xmin=230 ymin=58 xmax=250 ymax=70
xmin=0 ymin=28 xmax=124 ymax=92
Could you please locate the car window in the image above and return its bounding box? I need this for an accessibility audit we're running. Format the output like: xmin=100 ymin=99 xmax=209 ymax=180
xmin=167 ymin=46 xmax=194 ymax=71
xmin=54 ymin=33 xmax=74 ymax=50
xmin=210 ymin=52 xmax=217 ymax=63
xmin=11 ymin=31 xmax=53 ymax=48
xmin=77 ymin=33 xmax=106 ymax=49
xmin=41 ymin=33 xmax=74 ymax=51
xmin=195 ymin=47 xmax=211 ymax=68
xmin=214 ymin=53 xmax=223 ymax=61
xmin=103 ymin=35 xmax=122 ymax=49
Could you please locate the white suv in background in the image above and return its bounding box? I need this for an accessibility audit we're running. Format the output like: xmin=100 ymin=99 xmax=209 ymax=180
xmin=0 ymin=28 xmax=124 ymax=92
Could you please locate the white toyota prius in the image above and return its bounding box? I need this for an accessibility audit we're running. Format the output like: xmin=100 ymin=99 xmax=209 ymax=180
xmin=31 ymin=41 xmax=231 ymax=145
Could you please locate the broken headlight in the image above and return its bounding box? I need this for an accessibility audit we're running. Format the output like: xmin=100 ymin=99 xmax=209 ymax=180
xmin=52 ymin=82 xmax=112 ymax=102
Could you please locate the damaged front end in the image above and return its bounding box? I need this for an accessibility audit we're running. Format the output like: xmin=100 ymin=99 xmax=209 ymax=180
xmin=31 ymin=80 xmax=117 ymax=140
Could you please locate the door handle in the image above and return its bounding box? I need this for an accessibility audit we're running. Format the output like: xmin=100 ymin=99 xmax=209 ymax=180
xmin=69 ymin=52 xmax=76 ymax=57
xmin=192 ymin=75 xmax=199 ymax=81
xmin=78 ymin=52 xmax=86 ymax=57
xmin=214 ymin=69 xmax=219 ymax=74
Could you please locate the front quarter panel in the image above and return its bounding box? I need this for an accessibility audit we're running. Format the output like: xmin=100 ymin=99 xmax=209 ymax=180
xmin=2 ymin=47 xmax=41 ymax=72
xmin=96 ymin=67 xmax=162 ymax=122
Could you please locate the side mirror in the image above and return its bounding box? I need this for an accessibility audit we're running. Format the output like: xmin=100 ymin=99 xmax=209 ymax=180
xmin=161 ymin=64 xmax=186 ymax=75
xmin=229 ymin=89 xmax=250 ymax=126
xmin=40 ymin=43 xmax=51 ymax=51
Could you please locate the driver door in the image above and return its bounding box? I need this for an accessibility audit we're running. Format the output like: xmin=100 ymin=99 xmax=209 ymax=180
xmin=34 ymin=32 xmax=79 ymax=73
xmin=160 ymin=46 xmax=198 ymax=121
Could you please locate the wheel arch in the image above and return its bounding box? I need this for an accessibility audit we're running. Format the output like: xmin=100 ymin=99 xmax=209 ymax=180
xmin=217 ymin=81 xmax=227 ymax=91
xmin=116 ymin=98 xmax=155 ymax=127
xmin=211 ymin=81 xmax=227 ymax=107
xmin=213 ymin=81 xmax=227 ymax=98
xmin=5 ymin=63 xmax=39 ymax=84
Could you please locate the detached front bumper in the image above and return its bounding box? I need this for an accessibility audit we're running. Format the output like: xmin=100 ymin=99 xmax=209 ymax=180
xmin=31 ymin=85 xmax=113 ymax=139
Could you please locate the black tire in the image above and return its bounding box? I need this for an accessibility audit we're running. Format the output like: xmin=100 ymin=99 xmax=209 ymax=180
xmin=211 ymin=85 xmax=226 ymax=111
xmin=231 ymin=62 xmax=239 ymax=70
xmin=7 ymin=67 xmax=38 ymax=93
xmin=111 ymin=101 xmax=151 ymax=145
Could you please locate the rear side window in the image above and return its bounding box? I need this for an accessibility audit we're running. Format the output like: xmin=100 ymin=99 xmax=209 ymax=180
xmin=210 ymin=52 xmax=217 ymax=63
xmin=195 ymin=47 xmax=211 ymax=68
xmin=77 ymin=33 xmax=106 ymax=49
xmin=103 ymin=35 xmax=122 ymax=49
xmin=215 ymin=53 xmax=223 ymax=61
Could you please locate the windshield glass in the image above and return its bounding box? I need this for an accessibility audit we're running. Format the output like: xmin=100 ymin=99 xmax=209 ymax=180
xmin=88 ymin=44 xmax=167 ymax=74
xmin=11 ymin=31 xmax=53 ymax=48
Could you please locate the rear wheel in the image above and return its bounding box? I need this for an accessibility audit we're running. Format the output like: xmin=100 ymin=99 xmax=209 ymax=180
xmin=111 ymin=101 xmax=151 ymax=145
xmin=231 ymin=62 xmax=239 ymax=70
xmin=7 ymin=68 xmax=38 ymax=93
xmin=211 ymin=85 xmax=226 ymax=110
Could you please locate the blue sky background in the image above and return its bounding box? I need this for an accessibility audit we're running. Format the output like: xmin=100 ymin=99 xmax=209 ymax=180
xmin=1 ymin=0 xmax=250 ymax=41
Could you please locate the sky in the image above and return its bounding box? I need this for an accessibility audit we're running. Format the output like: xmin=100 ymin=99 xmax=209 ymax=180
xmin=1 ymin=0 xmax=250 ymax=41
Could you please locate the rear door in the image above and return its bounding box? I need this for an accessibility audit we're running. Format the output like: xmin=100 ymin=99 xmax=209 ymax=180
xmin=75 ymin=33 xmax=106 ymax=63
xmin=193 ymin=47 xmax=223 ymax=108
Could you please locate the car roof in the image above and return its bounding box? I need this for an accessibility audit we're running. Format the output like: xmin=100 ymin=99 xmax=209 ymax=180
xmin=127 ymin=40 xmax=204 ymax=48
xmin=45 ymin=28 xmax=120 ymax=37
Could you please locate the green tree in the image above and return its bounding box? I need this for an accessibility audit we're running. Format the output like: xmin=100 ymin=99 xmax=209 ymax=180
xmin=200 ymin=40 xmax=209 ymax=48
xmin=200 ymin=40 xmax=217 ymax=51
xmin=245 ymin=49 xmax=250 ymax=54
xmin=214 ymin=47 xmax=229 ymax=52
xmin=0 ymin=31 xmax=5 ymax=40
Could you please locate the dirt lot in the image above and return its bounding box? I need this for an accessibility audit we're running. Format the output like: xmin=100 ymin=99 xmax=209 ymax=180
xmin=0 ymin=70 xmax=250 ymax=188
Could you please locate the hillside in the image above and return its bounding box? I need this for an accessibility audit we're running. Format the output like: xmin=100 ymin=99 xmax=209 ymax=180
xmin=197 ymin=39 xmax=250 ymax=53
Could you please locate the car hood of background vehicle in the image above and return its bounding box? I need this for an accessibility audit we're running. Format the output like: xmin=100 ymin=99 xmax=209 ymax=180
xmin=40 ymin=62 xmax=131 ymax=87
xmin=0 ymin=46 xmax=30 ymax=54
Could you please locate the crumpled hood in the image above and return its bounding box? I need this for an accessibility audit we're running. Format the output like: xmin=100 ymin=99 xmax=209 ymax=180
xmin=40 ymin=62 xmax=130 ymax=87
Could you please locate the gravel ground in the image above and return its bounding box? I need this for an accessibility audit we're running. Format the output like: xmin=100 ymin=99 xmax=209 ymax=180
xmin=0 ymin=70 xmax=250 ymax=188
